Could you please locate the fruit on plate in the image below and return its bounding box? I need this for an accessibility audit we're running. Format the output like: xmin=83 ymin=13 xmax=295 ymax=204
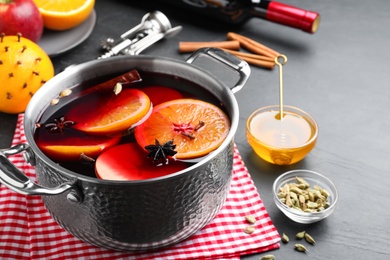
xmin=134 ymin=98 xmax=230 ymax=160
xmin=95 ymin=143 xmax=188 ymax=181
xmin=0 ymin=34 xmax=54 ymax=114
xmin=68 ymin=88 xmax=152 ymax=135
xmin=33 ymin=0 xmax=95 ymax=31
xmin=0 ymin=0 xmax=44 ymax=42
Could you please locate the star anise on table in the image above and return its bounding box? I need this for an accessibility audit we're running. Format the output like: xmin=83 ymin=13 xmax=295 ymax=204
xmin=145 ymin=139 xmax=177 ymax=163
xmin=44 ymin=116 xmax=75 ymax=133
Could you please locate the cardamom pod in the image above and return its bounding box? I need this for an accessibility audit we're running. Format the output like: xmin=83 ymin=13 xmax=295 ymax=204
xmin=286 ymin=194 xmax=293 ymax=207
xmin=304 ymin=233 xmax=316 ymax=244
xmin=283 ymin=183 xmax=290 ymax=193
xmin=50 ymin=98 xmax=60 ymax=106
xmin=245 ymin=215 xmax=256 ymax=224
xmin=243 ymin=226 xmax=255 ymax=234
xmin=296 ymin=176 xmax=310 ymax=187
xmin=59 ymin=88 xmax=72 ymax=97
xmin=281 ymin=233 xmax=289 ymax=243
xmin=289 ymin=191 xmax=298 ymax=201
xmin=288 ymin=182 xmax=298 ymax=188
xmin=315 ymin=190 xmax=326 ymax=200
xmin=260 ymin=255 xmax=275 ymax=260
xmin=321 ymin=189 xmax=330 ymax=197
xmin=294 ymin=199 xmax=301 ymax=208
xmin=296 ymin=231 xmax=306 ymax=239
xmin=308 ymin=191 xmax=315 ymax=202
xmin=299 ymin=194 xmax=306 ymax=204
xmin=113 ymin=82 xmax=123 ymax=95
xmin=290 ymin=186 xmax=303 ymax=195
xmin=295 ymin=243 xmax=308 ymax=252
xmin=307 ymin=201 xmax=318 ymax=209
xmin=297 ymin=183 xmax=308 ymax=189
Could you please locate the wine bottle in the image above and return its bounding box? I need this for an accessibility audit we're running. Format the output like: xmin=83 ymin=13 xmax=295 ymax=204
xmin=156 ymin=0 xmax=320 ymax=33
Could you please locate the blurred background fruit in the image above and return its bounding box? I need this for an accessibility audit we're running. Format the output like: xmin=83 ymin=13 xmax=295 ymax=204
xmin=0 ymin=34 xmax=54 ymax=114
xmin=0 ymin=0 xmax=44 ymax=42
xmin=33 ymin=0 xmax=95 ymax=31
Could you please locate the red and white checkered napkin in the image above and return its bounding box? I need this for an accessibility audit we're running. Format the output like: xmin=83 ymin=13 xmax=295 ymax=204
xmin=0 ymin=114 xmax=280 ymax=260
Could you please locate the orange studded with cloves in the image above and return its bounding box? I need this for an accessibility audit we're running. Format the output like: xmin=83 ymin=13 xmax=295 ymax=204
xmin=0 ymin=33 xmax=54 ymax=114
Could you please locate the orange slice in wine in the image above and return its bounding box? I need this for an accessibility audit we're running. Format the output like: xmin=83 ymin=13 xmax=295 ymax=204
xmin=134 ymin=98 xmax=230 ymax=159
xmin=38 ymin=134 xmax=120 ymax=161
xmin=69 ymin=88 xmax=151 ymax=135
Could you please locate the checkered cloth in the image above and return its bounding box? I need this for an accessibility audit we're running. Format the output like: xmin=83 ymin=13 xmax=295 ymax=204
xmin=0 ymin=114 xmax=280 ymax=259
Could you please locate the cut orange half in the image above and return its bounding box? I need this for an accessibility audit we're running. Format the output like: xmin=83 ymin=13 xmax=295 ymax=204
xmin=69 ymin=88 xmax=151 ymax=135
xmin=134 ymin=99 xmax=230 ymax=159
xmin=33 ymin=0 xmax=95 ymax=31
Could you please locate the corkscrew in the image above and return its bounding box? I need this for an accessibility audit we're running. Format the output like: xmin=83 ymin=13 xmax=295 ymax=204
xmin=99 ymin=11 xmax=182 ymax=59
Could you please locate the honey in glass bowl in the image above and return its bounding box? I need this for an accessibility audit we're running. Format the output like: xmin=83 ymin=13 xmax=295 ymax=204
xmin=246 ymin=105 xmax=318 ymax=165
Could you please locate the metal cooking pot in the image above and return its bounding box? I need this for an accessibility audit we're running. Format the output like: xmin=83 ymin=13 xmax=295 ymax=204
xmin=0 ymin=48 xmax=250 ymax=251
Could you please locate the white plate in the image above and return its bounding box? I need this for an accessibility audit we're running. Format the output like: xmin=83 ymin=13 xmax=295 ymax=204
xmin=38 ymin=10 xmax=97 ymax=57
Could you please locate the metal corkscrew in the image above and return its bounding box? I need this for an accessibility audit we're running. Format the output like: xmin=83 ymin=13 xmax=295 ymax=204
xmin=99 ymin=11 xmax=182 ymax=58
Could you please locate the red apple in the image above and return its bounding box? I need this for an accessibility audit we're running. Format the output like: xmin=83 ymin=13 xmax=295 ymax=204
xmin=0 ymin=0 xmax=43 ymax=42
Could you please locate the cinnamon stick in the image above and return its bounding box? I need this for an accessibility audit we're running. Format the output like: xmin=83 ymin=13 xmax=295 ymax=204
xmin=227 ymin=32 xmax=279 ymax=58
xmin=239 ymin=57 xmax=275 ymax=70
xmin=221 ymin=49 xmax=275 ymax=62
xmin=179 ymin=40 xmax=240 ymax=53
xmin=221 ymin=48 xmax=275 ymax=69
xmin=82 ymin=69 xmax=142 ymax=95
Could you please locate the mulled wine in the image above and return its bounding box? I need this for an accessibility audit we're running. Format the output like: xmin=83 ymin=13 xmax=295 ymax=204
xmin=34 ymin=70 xmax=230 ymax=180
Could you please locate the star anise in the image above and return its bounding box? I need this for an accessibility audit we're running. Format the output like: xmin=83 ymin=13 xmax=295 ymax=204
xmin=44 ymin=116 xmax=75 ymax=133
xmin=145 ymin=139 xmax=177 ymax=163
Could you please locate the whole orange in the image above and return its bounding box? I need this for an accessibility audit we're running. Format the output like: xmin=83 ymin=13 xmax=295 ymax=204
xmin=0 ymin=34 xmax=54 ymax=114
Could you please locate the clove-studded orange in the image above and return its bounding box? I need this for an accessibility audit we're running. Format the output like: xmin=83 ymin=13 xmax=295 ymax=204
xmin=0 ymin=33 xmax=54 ymax=114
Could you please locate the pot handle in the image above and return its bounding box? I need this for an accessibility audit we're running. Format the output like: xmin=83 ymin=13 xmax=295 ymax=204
xmin=186 ymin=47 xmax=251 ymax=93
xmin=0 ymin=144 xmax=75 ymax=196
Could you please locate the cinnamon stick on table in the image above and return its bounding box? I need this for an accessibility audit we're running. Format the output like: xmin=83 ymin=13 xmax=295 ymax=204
xmin=220 ymin=48 xmax=275 ymax=69
xmin=227 ymin=32 xmax=279 ymax=59
xmin=179 ymin=40 xmax=240 ymax=53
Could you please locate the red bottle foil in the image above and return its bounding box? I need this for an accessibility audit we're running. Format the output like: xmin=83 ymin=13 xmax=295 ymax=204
xmin=266 ymin=1 xmax=320 ymax=33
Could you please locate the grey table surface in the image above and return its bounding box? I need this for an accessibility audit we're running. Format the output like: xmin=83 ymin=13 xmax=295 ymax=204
xmin=1 ymin=0 xmax=389 ymax=259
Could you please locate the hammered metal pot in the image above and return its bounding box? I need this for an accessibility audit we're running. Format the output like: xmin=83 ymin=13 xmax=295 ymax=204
xmin=0 ymin=48 xmax=250 ymax=251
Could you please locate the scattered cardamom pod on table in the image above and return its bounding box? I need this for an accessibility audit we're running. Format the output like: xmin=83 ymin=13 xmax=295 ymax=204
xmin=304 ymin=232 xmax=316 ymax=244
xmin=260 ymin=254 xmax=275 ymax=260
xmin=281 ymin=233 xmax=289 ymax=243
xmin=296 ymin=231 xmax=306 ymax=239
xmin=295 ymin=243 xmax=308 ymax=252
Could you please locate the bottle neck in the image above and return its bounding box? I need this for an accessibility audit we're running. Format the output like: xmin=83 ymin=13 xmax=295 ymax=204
xmin=252 ymin=0 xmax=320 ymax=33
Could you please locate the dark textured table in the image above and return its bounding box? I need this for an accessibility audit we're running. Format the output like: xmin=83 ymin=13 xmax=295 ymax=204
xmin=1 ymin=1 xmax=389 ymax=259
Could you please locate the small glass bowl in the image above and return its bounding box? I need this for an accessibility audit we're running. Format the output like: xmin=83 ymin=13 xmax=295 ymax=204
xmin=273 ymin=169 xmax=338 ymax=224
xmin=246 ymin=105 xmax=318 ymax=165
